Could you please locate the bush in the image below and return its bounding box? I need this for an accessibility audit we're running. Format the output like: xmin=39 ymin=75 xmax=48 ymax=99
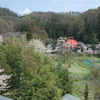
xmin=90 ymin=68 xmax=100 ymax=78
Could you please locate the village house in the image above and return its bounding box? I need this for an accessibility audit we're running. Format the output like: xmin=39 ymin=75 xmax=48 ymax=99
xmin=65 ymin=37 xmax=81 ymax=51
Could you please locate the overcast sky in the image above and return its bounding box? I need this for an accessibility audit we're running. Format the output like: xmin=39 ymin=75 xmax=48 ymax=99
xmin=0 ymin=0 xmax=100 ymax=15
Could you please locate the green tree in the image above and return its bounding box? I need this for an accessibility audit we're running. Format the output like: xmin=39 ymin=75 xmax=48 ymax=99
xmin=92 ymin=43 xmax=96 ymax=54
xmin=26 ymin=31 xmax=33 ymax=40
xmin=83 ymin=83 xmax=89 ymax=100
xmin=1 ymin=38 xmax=26 ymax=89
xmin=82 ymin=33 xmax=99 ymax=44
xmin=90 ymin=33 xmax=99 ymax=44
xmin=55 ymin=62 xmax=73 ymax=96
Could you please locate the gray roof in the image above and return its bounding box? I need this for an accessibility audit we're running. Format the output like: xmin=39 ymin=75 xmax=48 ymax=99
xmin=62 ymin=94 xmax=81 ymax=100
xmin=0 ymin=95 xmax=13 ymax=100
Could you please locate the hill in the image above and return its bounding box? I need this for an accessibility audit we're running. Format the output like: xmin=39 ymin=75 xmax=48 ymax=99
xmin=0 ymin=7 xmax=20 ymax=34
xmin=0 ymin=7 xmax=18 ymax=17
xmin=0 ymin=6 xmax=100 ymax=44
xmin=14 ymin=7 xmax=100 ymax=43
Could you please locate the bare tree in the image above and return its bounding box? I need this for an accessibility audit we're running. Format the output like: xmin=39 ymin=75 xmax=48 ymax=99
xmin=57 ymin=41 xmax=75 ymax=63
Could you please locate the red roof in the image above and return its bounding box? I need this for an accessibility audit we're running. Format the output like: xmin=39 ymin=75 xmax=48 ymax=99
xmin=66 ymin=38 xmax=78 ymax=48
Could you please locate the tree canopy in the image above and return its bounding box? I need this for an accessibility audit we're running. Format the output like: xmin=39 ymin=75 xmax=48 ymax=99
xmin=0 ymin=37 xmax=73 ymax=100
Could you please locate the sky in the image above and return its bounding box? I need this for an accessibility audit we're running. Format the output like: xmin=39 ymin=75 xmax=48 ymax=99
xmin=0 ymin=0 xmax=100 ymax=15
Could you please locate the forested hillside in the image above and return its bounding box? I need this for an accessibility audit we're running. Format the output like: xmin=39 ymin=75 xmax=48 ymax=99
xmin=0 ymin=7 xmax=100 ymax=43
xmin=0 ymin=7 xmax=18 ymax=17
xmin=0 ymin=7 xmax=20 ymax=34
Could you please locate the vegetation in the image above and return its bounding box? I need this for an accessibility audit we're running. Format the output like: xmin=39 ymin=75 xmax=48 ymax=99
xmin=0 ymin=37 xmax=100 ymax=100
xmin=0 ymin=37 xmax=73 ymax=100
xmin=0 ymin=7 xmax=100 ymax=43
xmin=0 ymin=7 xmax=18 ymax=17
xmin=0 ymin=6 xmax=100 ymax=100
xmin=83 ymin=83 xmax=89 ymax=100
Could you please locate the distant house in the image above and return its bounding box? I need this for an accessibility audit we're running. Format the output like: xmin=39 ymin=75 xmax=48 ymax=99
xmin=66 ymin=37 xmax=78 ymax=47
xmin=62 ymin=94 xmax=81 ymax=100
xmin=0 ymin=95 xmax=13 ymax=100
xmin=65 ymin=37 xmax=80 ymax=51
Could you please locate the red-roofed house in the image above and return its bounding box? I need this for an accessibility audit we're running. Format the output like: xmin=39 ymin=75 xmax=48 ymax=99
xmin=65 ymin=37 xmax=79 ymax=48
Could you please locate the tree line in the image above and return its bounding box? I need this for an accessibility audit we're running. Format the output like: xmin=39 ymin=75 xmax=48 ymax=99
xmin=13 ymin=7 xmax=100 ymax=44
xmin=0 ymin=7 xmax=100 ymax=43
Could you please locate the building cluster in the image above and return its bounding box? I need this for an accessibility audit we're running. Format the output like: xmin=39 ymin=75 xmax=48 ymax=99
xmin=46 ymin=37 xmax=100 ymax=54
xmin=1 ymin=34 xmax=100 ymax=54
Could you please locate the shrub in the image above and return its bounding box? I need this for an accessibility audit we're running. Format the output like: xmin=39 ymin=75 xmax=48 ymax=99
xmin=90 ymin=68 xmax=100 ymax=78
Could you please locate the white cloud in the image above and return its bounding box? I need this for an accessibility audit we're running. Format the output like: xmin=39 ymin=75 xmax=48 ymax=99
xmin=19 ymin=8 xmax=31 ymax=15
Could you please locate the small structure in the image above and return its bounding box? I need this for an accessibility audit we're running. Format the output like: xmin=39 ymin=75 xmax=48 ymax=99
xmin=0 ymin=95 xmax=13 ymax=100
xmin=78 ymin=42 xmax=87 ymax=50
xmin=62 ymin=94 xmax=81 ymax=100
xmin=66 ymin=37 xmax=78 ymax=47
xmin=65 ymin=37 xmax=80 ymax=51
xmin=46 ymin=37 xmax=68 ymax=53
xmin=94 ymin=42 xmax=100 ymax=54
xmin=57 ymin=36 xmax=67 ymax=43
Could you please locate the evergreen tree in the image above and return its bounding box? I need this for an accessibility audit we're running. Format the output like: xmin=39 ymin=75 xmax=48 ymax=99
xmin=83 ymin=83 xmax=89 ymax=100
xmin=26 ymin=31 xmax=33 ymax=40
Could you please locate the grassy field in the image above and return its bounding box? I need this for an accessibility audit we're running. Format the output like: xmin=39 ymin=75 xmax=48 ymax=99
xmin=67 ymin=53 xmax=100 ymax=100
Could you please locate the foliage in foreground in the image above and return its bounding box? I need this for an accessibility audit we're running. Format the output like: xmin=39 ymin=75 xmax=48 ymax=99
xmin=0 ymin=37 xmax=73 ymax=100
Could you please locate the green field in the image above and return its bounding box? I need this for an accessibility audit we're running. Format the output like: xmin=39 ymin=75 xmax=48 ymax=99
xmin=67 ymin=53 xmax=100 ymax=100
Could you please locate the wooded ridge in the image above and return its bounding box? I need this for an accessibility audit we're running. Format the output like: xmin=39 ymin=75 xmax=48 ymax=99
xmin=0 ymin=7 xmax=100 ymax=43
